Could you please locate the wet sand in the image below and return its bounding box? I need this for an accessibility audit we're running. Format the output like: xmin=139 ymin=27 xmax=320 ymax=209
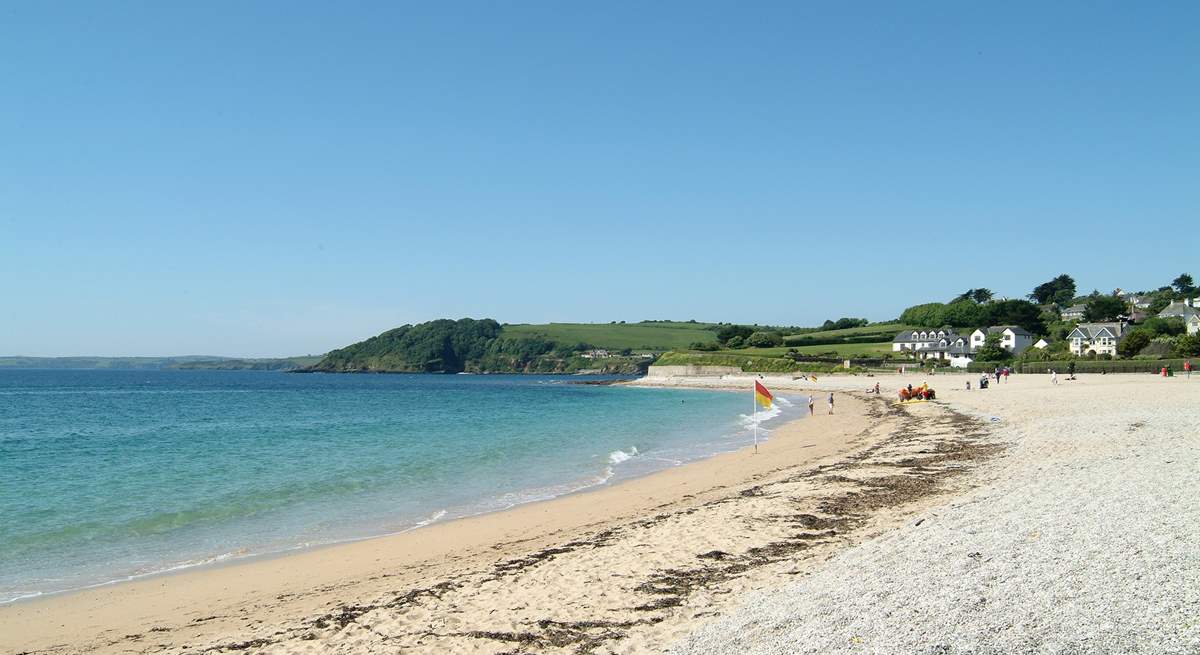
xmin=2 ymin=378 xmax=1004 ymax=654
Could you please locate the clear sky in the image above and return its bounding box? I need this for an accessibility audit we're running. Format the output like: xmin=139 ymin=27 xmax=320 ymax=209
xmin=2 ymin=2 xmax=1197 ymax=357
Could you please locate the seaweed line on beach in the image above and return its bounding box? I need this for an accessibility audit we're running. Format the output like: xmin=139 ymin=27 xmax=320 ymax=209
xmin=174 ymin=397 xmax=1006 ymax=655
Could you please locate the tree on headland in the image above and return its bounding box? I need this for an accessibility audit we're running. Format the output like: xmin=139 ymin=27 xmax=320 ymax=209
xmin=1172 ymin=273 xmax=1195 ymax=296
xmin=1029 ymin=274 xmax=1077 ymax=306
xmin=1147 ymin=291 xmax=1174 ymax=316
xmin=1176 ymin=332 xmax=1200 ymax=357
xmin=1083 ymin=293 xmax=1127 ymax=322
xmin=951 ymin=288 xmax=995 ymax=304
xmin=941 ymin=300 xmax=987 ymax=327
xmin=981 ymin=299 xmax=1045 ymax=335
xmin=820 ymin=317 xmax=869 ymax=330
xmin=1139 ymin=316 xmax=1186 ymax=337
xmin=747 ymin=331 xmax=784 ymax=348
xmin=1117 ymin=330 xmax=1151 ymax=358
xmin=898 ymin=302 xmax=947 ymax=327
xmin=715 ymin=325 xmax=755 ymax=345
xmin=898 ymin=298 xmax=1043 ymax=334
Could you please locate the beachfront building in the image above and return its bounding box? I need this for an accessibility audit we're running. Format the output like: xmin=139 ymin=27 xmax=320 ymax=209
xmin=968 ymin=326 xmax=1036 ymax=355
xmin=891 ymin=328 xmax=970 ymax=361
xmin=1062 ymin=304 xmax=1087 ymax=320
xmin=1068 ymin=322 xmax=1125 ymax=356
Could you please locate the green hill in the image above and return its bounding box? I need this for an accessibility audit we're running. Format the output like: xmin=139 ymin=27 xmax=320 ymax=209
xmin=302 ymin=319 xmax=718 ymax=374
xmin=783 ymin=322 xmax=915 ymax=346
xmin=501 ymin=321 xmax=717 ymax=352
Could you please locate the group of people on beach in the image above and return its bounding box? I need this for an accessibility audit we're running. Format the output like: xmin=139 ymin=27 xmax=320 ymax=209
xmin=967 ymin=367 xmax=1010 ymax=390
xmin=898 ymin=383 xmax=935 ymax=401
xmin=806 ymin=393 xmax=835 ymax=415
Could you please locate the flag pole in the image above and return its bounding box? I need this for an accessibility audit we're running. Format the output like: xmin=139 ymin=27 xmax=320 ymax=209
xmin=752 ymin=379 xmax=758 ymax=454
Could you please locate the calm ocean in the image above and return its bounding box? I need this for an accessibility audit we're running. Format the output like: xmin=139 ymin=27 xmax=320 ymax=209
xmin=0 ymin=369 xmax=801 ymax=603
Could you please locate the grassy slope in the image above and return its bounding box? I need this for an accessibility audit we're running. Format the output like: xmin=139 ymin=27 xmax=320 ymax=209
xmin=714 ymin=342 xmax=896 ymax=357
xmin=502 ymin=322 xmax=717 ymax=351
xmin=789 ymin=342 xmax=898 ymax=356
xmin=658 ymin=323 xmax=917 ymax=372
xmin=790 ymin=322 xmax=915 ymax=340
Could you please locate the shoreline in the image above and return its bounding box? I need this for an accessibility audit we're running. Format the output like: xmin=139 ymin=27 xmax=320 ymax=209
xmin=0 ymin=383 xmax=796 ymax=609
xmin=17 ymin=371 xmax=1172 ymax=653
xmin=2 ymin=390 xmax=879 ymax=654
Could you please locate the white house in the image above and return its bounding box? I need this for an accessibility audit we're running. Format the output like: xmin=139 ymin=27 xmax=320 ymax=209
xmin=891 ymin=328 xmax=971 ymax=361
xmin=1068 ymin=322 xmax=1125 ymax=356
xmin=968 ymin=326 xmax=1036 ymax=355
xmin=1062 ymin=304 xmax=1087 ymax=320
xmin=893 ymin=325 xmax=1036 ymax=362
xmin=1187 ymin=315 xmax=1200 ymax=336
xmin=1033 ymin=338 xmax=1049 ymax=349
xmin=1115 ymin=290 xmax=1152 ymax=309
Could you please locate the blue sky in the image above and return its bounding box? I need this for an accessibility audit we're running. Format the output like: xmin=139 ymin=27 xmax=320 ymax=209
xmin=2 ymin=2 xmax=1196 ymax=357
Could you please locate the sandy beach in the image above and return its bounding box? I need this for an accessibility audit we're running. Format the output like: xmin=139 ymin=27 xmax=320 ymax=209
xmin=3 ymin=371 xmax=1197 ymax=654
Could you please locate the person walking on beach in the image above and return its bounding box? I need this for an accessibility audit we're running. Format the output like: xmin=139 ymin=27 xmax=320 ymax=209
xmin=827 ymin=392 xmax=834 ymax=414
xmin=807 ymin=395 xmax=815 ymax=415
xmin=1051 ymin=369 xmax=1058 ymax=385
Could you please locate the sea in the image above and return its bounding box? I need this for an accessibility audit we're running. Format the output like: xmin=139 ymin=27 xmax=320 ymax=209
xmin=0 ymin=369 xmax=803 ymax=604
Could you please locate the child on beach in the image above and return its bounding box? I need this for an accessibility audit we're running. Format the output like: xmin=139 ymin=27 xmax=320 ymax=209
xmin=827 ymin=392 xmax=834 ymax=414
xmin=1051 ymin=370 xmax=1058 ymax=385
xmin=808 ymin=395 xmax=815 ymax=415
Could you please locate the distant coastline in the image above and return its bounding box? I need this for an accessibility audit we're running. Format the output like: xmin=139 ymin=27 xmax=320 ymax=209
xmin=0 ymin=355 xmax=320 ymax=371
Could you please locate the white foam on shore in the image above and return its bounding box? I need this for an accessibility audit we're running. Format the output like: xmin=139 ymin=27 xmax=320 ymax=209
xmin=608 ymin=446 xmax=640 ymax=464
xmin=414 ymin=510 xmax=447 ymax=528
xmin=739 ymin=404 xmax=782 ymax=430
xmin=3 ymin=388 xmax=802 ymax=607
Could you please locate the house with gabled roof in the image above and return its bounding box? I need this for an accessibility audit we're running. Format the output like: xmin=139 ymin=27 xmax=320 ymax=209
xmin=1068 ymin=322 xmax=1125 ymax=356
xmin=1158 ymin=300 xmax=1200 ymax=321
xmin=891 ymin=327 xmax=969 ymax=361
xmin=968 ymin=326 xmax=1036 ymax=355
xmin=1187 ymin=314 xmax=1200 ymax=336
xmin=892 ymin=325 xmax=1035 ymax=363
xmin=1061 ymin=304 xmax=1087 ymax=320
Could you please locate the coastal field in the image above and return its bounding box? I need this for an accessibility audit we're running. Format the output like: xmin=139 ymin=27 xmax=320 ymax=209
xmin=502 ymin=321 xmax=718 ymax=351
xmin=4 ymin=372 xmax=1195 ymax=653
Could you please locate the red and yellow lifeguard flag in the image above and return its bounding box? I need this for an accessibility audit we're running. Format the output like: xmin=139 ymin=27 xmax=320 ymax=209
xmin=754 ymin=380 xmax=773 ymax=409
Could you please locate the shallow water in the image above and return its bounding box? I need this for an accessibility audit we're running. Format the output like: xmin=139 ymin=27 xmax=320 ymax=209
xmin=0 ymin=369 xmax=800 ymax=602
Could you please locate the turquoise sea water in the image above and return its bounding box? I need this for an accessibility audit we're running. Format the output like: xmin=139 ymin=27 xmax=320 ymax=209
xmin=0 ymin=370 xmax=801 ymax=603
